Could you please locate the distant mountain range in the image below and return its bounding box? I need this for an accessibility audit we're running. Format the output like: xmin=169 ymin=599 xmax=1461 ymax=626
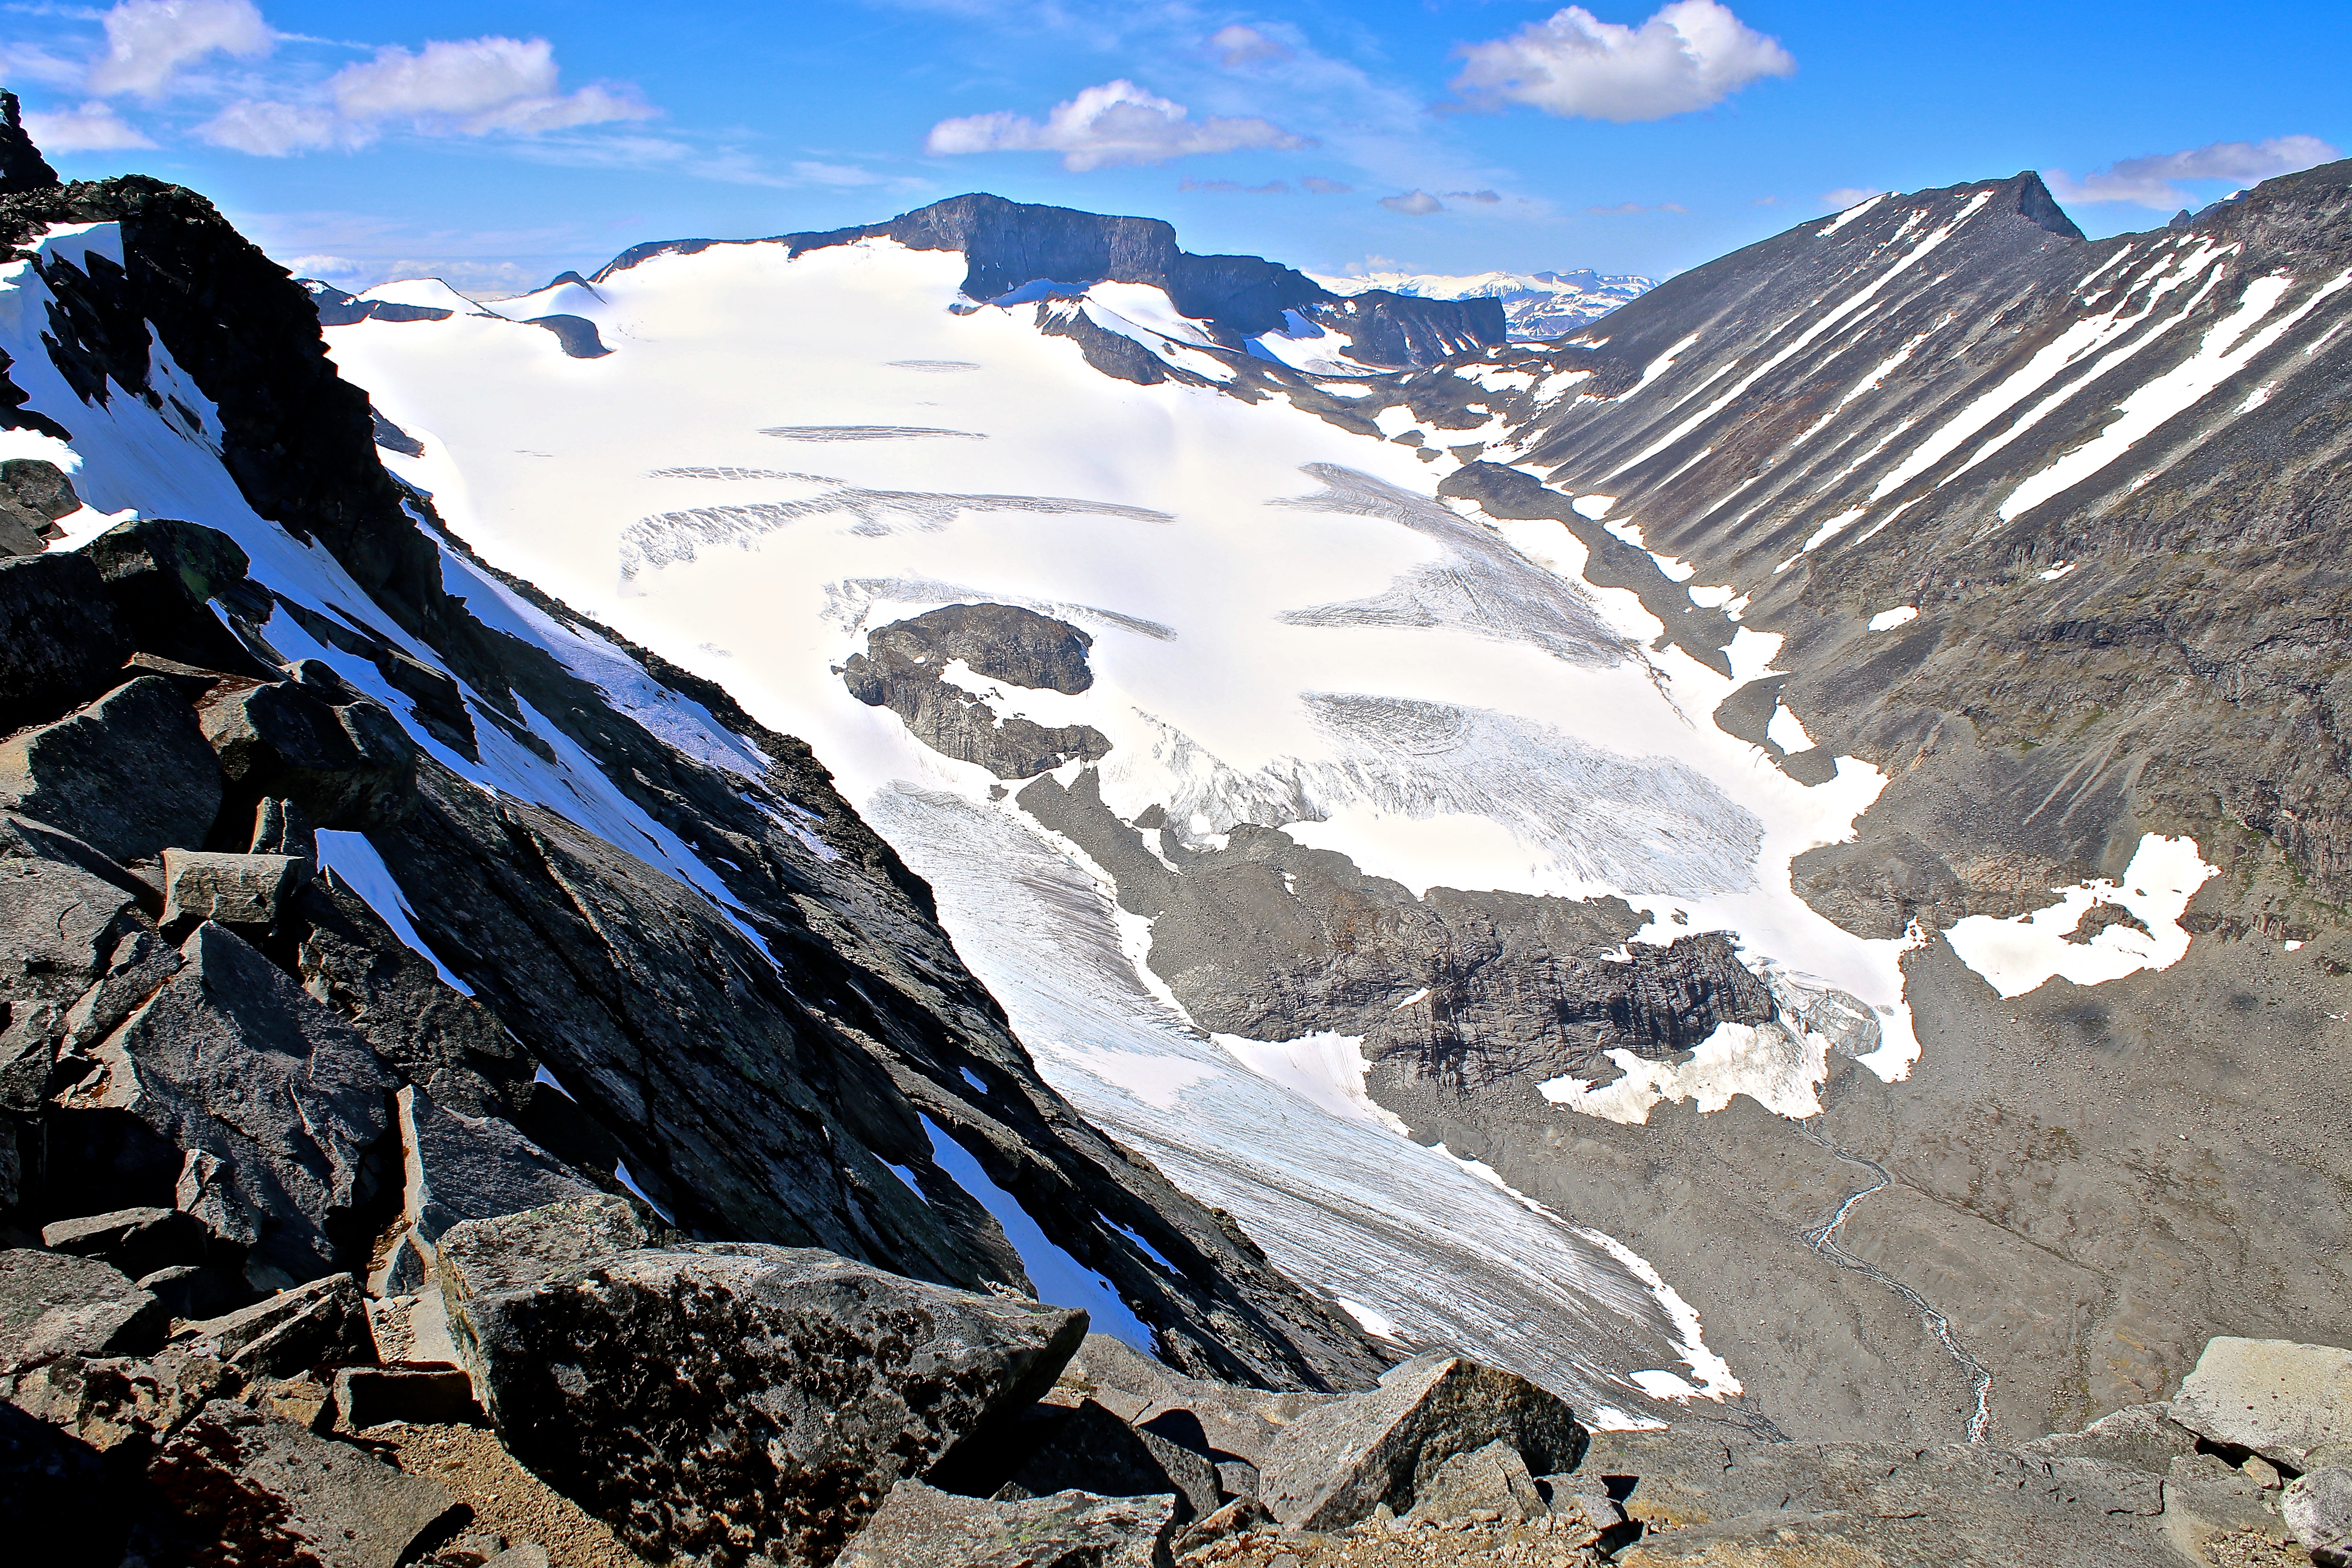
xmin=1310 ymin=267 xmax=1654 ymax=340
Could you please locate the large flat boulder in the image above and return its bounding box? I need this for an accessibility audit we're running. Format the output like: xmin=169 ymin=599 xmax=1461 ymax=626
xmin=159 ymin=848 xmax=309 ymax=928
xmin=398 ymin=1084 xmax=597 ymax=1253
xmin=980 ymin=1396 xmax=1222 ymax=1523
xmin=197 ymin=677 xmax=417 ymax=831
xmin=146 ymin=1398 xmax=463 ymax=1568
xmin=438 ymin=1200 xmax=1088 ymax=1568
xmin=834 ymin=1480 xmax=1173 ymax=1568
xmin=1259 ymin=1353 xmax=1588 ymax=1529
xmin=39 ymin=1205 xmax=212 ymax=1279
xmin=0 ymin=551 xmax=129 ymax=732
xmin=57 ymin=921 xmax=396 ymax=1282
xmin=2173 ymin=1337 xmax=2352 ymax=1468
xmin=0 ymin=675 xmax=224 ymax=863
xmin=1051 ymin=1331 xmax=1334 ymax=1470
xmin=2 ymin=1345 xmax=238 ymax=1451
xmin=0 ymin=1249 xmax=166 ymax=1367
xmin=178 ymin=1272 xmax=375 ymax=1379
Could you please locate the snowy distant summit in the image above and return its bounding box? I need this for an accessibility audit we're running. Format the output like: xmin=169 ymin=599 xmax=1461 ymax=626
xmin=597 ymin=192 xmax=1508 ymax=371
xmin=1310 ymin=267 xmax=1653 ymax=341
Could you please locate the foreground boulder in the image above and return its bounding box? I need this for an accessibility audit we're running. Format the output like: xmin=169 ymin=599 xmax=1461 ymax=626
xmin=178 ymin=1272 xmax=376 ymax=1379
xmin=0 ymin=675 xmax=224 ymax=863
xmin=438 ymin=1198 xmax=1089 ymax=1567
xmin=835 ymin=1480 xmax=1174 ymax=1568
xmin=2286 ymin=1467 xmax=2352 ymax=1568
xmin=0 ymin=1249 xmax=167 ymax=1366
xmin=0 ymin=551 xmax=129 ymax=732
xmin=159 ymin=848 xmax=309 ymax=929
xmin=1259 ymin=1353 xmax=1587 ymax=1529
xmin=147 ymin=1399 xmax=463 ymax=1568
xmin=57 ymin=920 xmax=396 ymax=1283
xmin=2173 ymin=1336 xmax=2352 ymax=1469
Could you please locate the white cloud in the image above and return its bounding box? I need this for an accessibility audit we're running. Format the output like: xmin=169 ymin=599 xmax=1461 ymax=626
xmin=1451 ymin=0 xmax=1794 ymax=122
xmin=2044 ymin=135 xmax=2339 ymax=209
xmin=1818 ymin=186 xmax=1883 ymax=210
xmin=1381 ymin=190 xmax=1445 ymax=215
xmin=86 ymin=0 xmax=272 ymax=99
xmin=283 ymin=252 xmax=359 ymax=278
xmin=790 ymin=159 xmax=891 ymax=186
xmin=1301 ymin=175 xmax=1354 ymax=194
xmin=21 ymin=99 xmax=156 ymax=151
xmin=1208 ymin=23 xmax=1289 ymax=68
xmin=924 ymin=78 xmax=1308 ymax=171
xmin=199 ymin=98 xmax=356 ymax=154
xmin=199 ymin=35 xmax=655 ymax=156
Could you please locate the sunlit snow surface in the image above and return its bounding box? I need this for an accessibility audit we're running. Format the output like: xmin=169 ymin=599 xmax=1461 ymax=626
xmin=307 ymin=236 xmax=1952 ymax=1412
xmin=1943 ymin=834 xmax=2216 ymax=999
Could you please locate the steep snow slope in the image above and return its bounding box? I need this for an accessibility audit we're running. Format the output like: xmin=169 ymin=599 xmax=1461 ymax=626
xmin=319 ymin=229 xmax=1921 ymax=1429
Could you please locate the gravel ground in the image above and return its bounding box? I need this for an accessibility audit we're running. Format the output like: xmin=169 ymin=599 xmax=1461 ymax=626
xmin=357 ymin=1423 xmax=656 ymax=1568
xmin=1185 ymin=1516 xmax=1608 ymax=1566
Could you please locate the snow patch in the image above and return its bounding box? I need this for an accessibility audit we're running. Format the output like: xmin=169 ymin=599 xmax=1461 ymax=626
xmin=1866 ymin=606 xmax=1918 ymax=631
xmin=1944 ymin=834 xmax=2217 ymax=999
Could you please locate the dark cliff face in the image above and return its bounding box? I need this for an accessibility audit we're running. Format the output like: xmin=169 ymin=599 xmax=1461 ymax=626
xmin=0 ymin=91 xmax=57 ymax=196
xmin=594 ymin=192 xmax=1507 ymax=368
xmin=0 ymin=168 xmax=1393 ymax=1392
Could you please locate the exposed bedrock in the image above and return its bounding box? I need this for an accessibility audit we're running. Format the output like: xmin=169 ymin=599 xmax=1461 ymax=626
xmin=1015 ymin=768 xmax=1779 ymax=1086
xmin=842 ymin=603 xmax=1113 ymax=778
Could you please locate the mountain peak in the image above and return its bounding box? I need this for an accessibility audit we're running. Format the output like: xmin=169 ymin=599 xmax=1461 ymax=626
xmin=0 ymin=90 xmax=59 ymax=196
xmin=2001 ymin=169 xmax=2086 ymax=241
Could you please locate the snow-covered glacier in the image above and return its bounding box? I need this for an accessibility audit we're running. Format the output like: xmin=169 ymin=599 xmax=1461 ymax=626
xmin=308 ymin=226 xmax=1924 ymax=1425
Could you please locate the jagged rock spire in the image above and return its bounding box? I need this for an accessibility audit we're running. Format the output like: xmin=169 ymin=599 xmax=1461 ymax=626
xmin=0 ymin=90 xmax=61 ymax=194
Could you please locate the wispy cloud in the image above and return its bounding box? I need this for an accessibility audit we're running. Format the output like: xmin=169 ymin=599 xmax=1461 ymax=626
xmin=1179 ymin=176 xmax=1290 ymax=194
xmin=2044 ymin=135 xmax=2338 ymax=209
xmin=1300 ymin=175 xmax=1353 ymax=194
xmin=1450 ymin=0 xmax=1794 ymax=123
xmin=201 ymin=35 xmax=655 ymax=155
xmin=1206 ymin=23 xmax=1287 ymax=69
xmin=925 ymin=78 xmax=1308 ymax=171
xmin=1381 ymin=190 xmax=1445 ymax=216
xmin=1818 ymin=186 xmax=1883 ymax=211
xmin=86 ymin=0 xmax=270 ymax=98
xmin=1586 ymin=199 xmax=1690 ymax=215
xmin=21 ymin=97 xmax=153 ymax=149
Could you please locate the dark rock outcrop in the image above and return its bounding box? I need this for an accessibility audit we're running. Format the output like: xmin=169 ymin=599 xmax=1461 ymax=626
xmin=844 ymin=604 xmax=1113 ymax=779
xmin=0 ymin=1249 xmax=166 ymax=1365
xmin=1259 ymin=1354 xmax=1588 ymax=1528
xmin=0 ymin=91 xmax=56 ymax=196
xmin=0 ymin=552 xmax=129 ymax=732
xmin=57 ymin=922 xmax=397 ymax=1284
xmin=0 ymin=457 xmax=78 ymax=555
xmin=0 ymin=675 xmax=225 ymax=863
xmin=439 ymin=1200 xmax=1090 ymax=1568
xmin=836 ymin=1480 xmax=1175 ymax=1568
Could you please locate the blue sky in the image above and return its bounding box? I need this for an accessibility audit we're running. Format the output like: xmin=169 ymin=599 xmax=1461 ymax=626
xmin=4 ymin=1 xmax=2345 ymax=293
